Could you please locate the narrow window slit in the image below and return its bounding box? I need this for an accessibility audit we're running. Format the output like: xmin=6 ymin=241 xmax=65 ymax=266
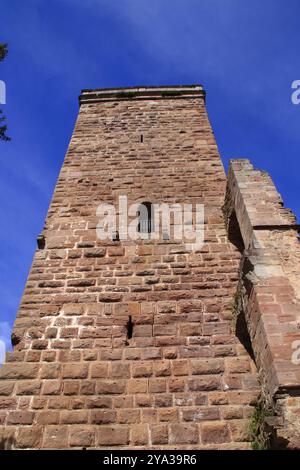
xmin=140 ymin=134 xmax=143 ymax=143
xmin=126 ymin=315 xmax=133 ymax=341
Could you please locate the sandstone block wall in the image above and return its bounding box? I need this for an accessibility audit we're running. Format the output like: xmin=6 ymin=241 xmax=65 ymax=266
xmin=1 ymin=86 xmax=261 ymax=449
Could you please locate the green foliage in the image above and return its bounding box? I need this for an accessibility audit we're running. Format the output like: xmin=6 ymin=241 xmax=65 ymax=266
xmin=0 ymin=41 xmax=10 ymax=142
xmin=0 ymin=110 xmax=11 ymax=141
xmin=249 ymin=401 xmax=272 ymax=450
xmin=0 ymin=42 xmax=8 ymax=61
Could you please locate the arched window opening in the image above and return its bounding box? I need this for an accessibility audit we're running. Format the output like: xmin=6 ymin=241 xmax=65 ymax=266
xmin=138 ymin=201 xmax=154 ymax=234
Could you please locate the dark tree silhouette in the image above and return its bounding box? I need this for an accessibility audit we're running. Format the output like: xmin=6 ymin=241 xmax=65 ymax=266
xmin=0 ymin=42 xmax=10 ymax=142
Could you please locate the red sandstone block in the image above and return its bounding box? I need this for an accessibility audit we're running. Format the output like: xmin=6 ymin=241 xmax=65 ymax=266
xmin=43 ymin=426 xmax=68 ymax=449
xmin=132 ymin=362 xmax=153 ymax=378
xmin=133 ymin=325 xmax=153 ymax=337
xmin=111 ymin=362 xmax=131 ymax=378
xmin=154 ymin=394 xmax=173 ymax=408
xmin=149 ymin=378 xmax=166 ymax=393
xmin=127 ymin=379 xmax=148 ymax=394
xmin=135 ymin=394 xmax=153 ymax=407
xmin=227 ymin=391 xmax=259 ymax=405
xmin=90 ymin=363 xmax=108 ymax=378
xmin=45 ymin=327 xmax=58 ymax=339
xmin=107 ymin=246 xmax=125 ymax=257
xmin=86 ymin=397 xmax=112 ymax=409
xmin=141 ymin=347 xmax=162 ymax=360
xmin=130 ymin=424 xmax=149 ymax=445
xmin=84 ymin=248 xmax=106 ymax=258
xmin=16 ymin=380 xmax=41 ymax=395
xmin=80 ymin=380 xmax=96 ymax=395
xmin=153 ymin=324 xmax=177 ymax=336
xmin=172 ymin=360 xmax=189 ymax=376
xmin=201 ymin=422 xmax=231 ymax=444
xmin=98 ymin=426 xmax=129 ymax=446
xmin=62 ymin=303 xmax=85 ymax=316
xmin=99 ymin=293 xmax=122 ymax=302
xmin=63 ymin=381 xmax=80 ymax=395
xmin=208 ymin=392 xmax=229 ymax=406
xmin=114 ymin=302 xmax=140 ymax=316
xmin=0 ymin=381 xmax=14 ymax=396
xmin=213 ymin=345 xmax=236 ymax=357
xmin=221 ymin=406 xmax=244 ymax=420
xmin=60 ymin=327 xmax=79 ymax=338
xmin=137 ymin=246 xmax=153 ymax=256
xmin=91 ymin=410 xmax=116 ymax=424
xmin=67 ymin=279 xmax=95 ymax=287
xmin=191 ymin=358 xmax=225 ymax=375
xmin=82 ymin=350 xmax=98 ymax=361
xmin=222 ymin=375 xmax=242 ymax=390
xmin=72 ymin=398 xmax=85 ymax=409
xmin=0 ymin=398 xmax=17 ymax=409
xmin=124 ymin=348 xmax=141 ymax=360
xmin=60 ymin=410 xmax=89 ymax=424
xmin=62 ymin=363 xmax=89 ymax=379
xmin=42 ymin=380 xmax=62 ymax=395
xmin=169 ymin=377 xmax=185 ymax=392
xmin=202 ymin=323 xmax=231 ymax=335
xmin=153 ymin=360 xmax=171 ymax=377
xmin=141 ymin=409 xmax=158 ymax=423
xmin=159 ymin=408 xmax=178 ymax=422
xmin=179 ymin=345 xmax=212 ymax=358
xmin=117 ymin=409 xmax=140 ymax=424
xmin=101 ymin=349 xmax=122 ymax=361
xmin=80 ymin=327 xmax=111 ymax=339
xmin=7 ymin=411 xmax=34 ymax=425
xmin=48 ymin=397 xmax=71 ymax=409
xmin=182 ymin=407 xmax=220 ymax=422
xmin=179 ymin=324 xmax=201 ymax=336
xmin=15 ymin=427 xmax=42 ymax=449
xmin=96 ymin=380 xmax=126 ymax=394
xmin=0 ymin=363 xmax=39 ymax=379
xmin=188 ymin=376 xmax=221 ymax=391
xmin=169 ymin=423 xmax=199 ymax=444
xmin=113 ymin=396 xmax=134 ymax=408
xmin=37 ymin=411 xmax=60 ymax=425
xmin=26 ymin=350 xmax=42 ymax=362
xmin=156 ymin=336 xmax=186 ymax=346
xmin=32 ymin=397 xmax=47 ymax=409
xmin=225 ymin=357 xmax=251 ymax=373
xmin=59 ymin=350 xmax=81 ymax=362
xmin=69 ymin=427 xmax=95 ymax=447
xmin=151 ymin=424 xmax=168 ymax=444
xmin=40 ymin=363 xmax=61 ymax=379
xmin=131 ymin=338 xmax=155 ymax=348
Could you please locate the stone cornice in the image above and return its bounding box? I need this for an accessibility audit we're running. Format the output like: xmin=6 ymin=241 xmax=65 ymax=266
xmin=79 ymin=84 xmax=205 ymax=105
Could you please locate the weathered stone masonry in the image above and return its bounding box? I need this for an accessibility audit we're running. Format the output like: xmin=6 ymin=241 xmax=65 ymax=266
xmin=0 ymin=85 xmax=299 ymax=449
xmin=224 ymin=160 xmax=300 ymax=448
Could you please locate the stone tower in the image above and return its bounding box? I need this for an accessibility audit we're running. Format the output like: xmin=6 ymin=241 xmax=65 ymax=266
xmin=0 ymin=85 xmax=300 ymax=449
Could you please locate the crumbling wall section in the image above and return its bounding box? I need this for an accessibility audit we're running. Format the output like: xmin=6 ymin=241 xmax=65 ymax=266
xmin=225 ymin=159 xmax=300 ymax=449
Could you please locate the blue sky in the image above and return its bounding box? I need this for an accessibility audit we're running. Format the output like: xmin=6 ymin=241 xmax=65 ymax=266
xmin=0 ymin=0 xmax=300 ymax=353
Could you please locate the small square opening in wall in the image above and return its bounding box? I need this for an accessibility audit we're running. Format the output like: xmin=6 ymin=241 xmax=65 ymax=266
xmin=112 ymin=231 xmax=120 ymax=242
xmin=37 ymin=234 xmax=45 ymax=250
